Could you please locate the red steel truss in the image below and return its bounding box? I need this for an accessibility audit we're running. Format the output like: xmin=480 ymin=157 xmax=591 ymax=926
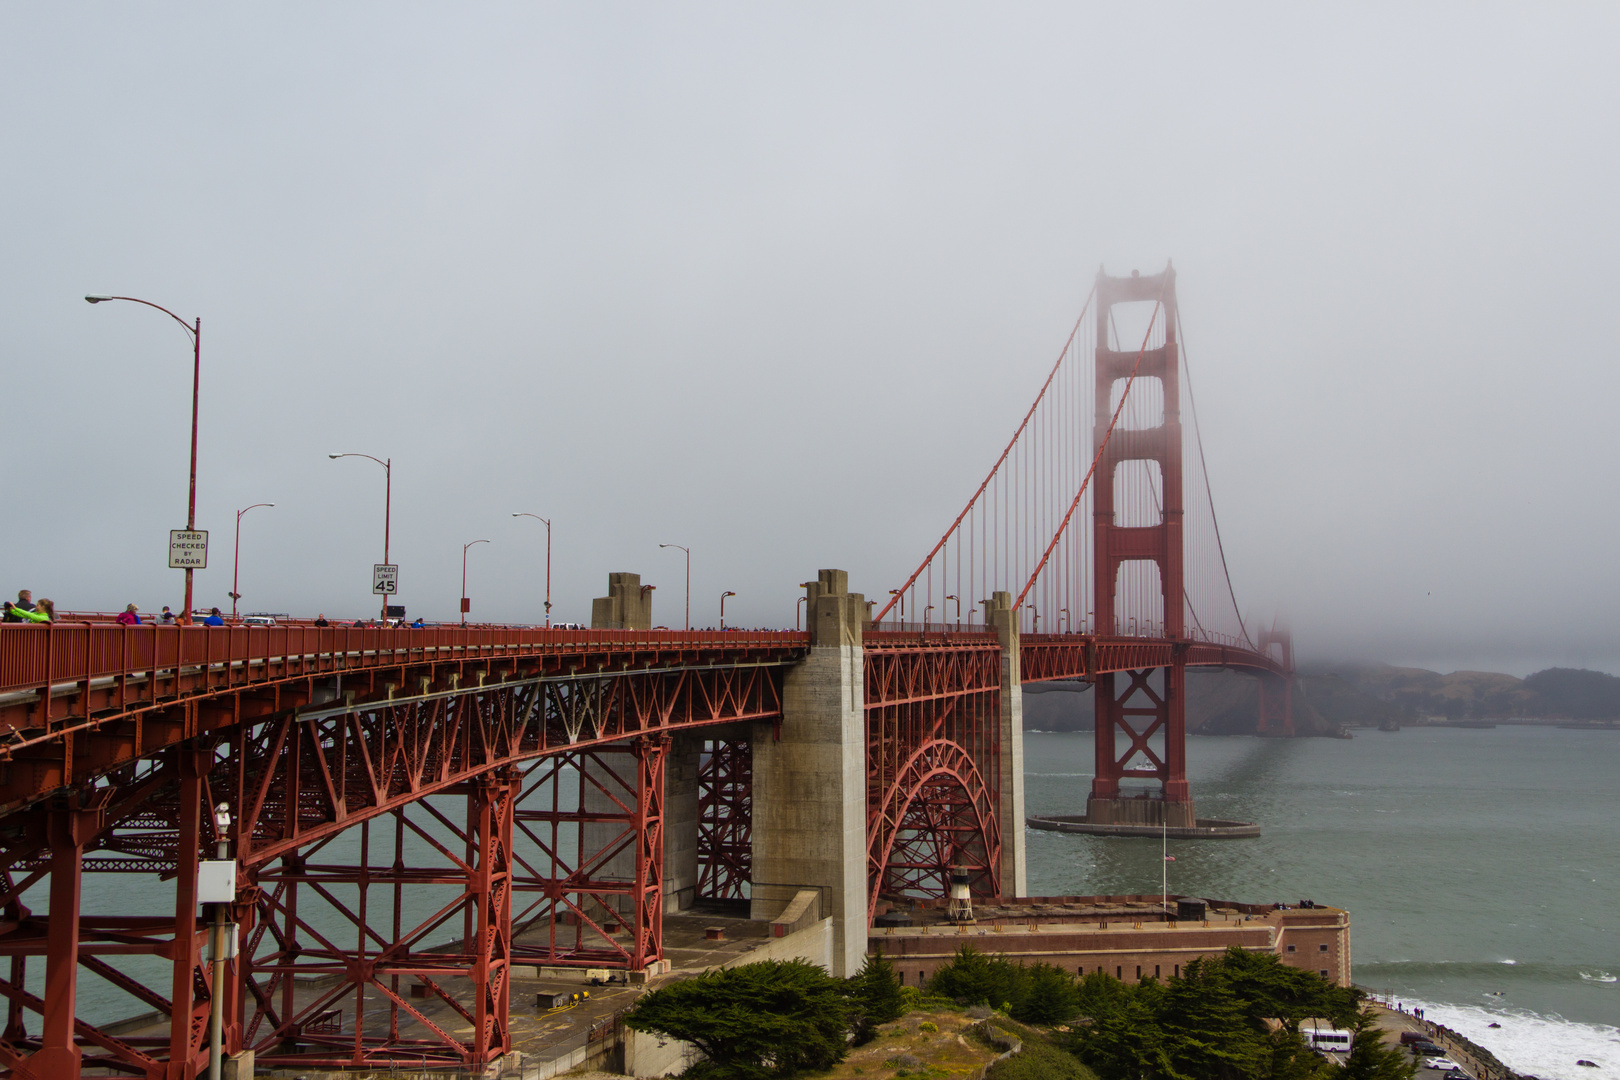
xmin=0 ymin=625 xmax=805 ymax=819
xmin=862 ymin=638 xmax=1003 ymax=921
xmin=242 ymin=768 xmax=520 ymax=1070
xmin=511 ymin=739 xmax=667 ymax=971
xmin=694 ymin=740 xmax=752 ymax=901
xmin=0 ymin=657 xmax=787 ymax=1077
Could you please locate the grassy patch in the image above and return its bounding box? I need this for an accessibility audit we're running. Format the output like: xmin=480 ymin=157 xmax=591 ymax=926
xmin=984 ymin=1019 xmax=1099 ymax=1080
xmin=811 ymin=1006 xmax=1003 ymax=1080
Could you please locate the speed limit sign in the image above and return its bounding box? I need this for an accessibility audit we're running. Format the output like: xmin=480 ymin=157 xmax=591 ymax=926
xmin=373 ymin=564 xmax=399 ymax=595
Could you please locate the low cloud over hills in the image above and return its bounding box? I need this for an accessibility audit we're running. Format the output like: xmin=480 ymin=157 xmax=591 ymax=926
xmin=1022 ymin=666 xmax=1620 ymax=736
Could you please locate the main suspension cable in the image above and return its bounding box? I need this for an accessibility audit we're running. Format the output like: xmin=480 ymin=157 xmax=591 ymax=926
xmin=1175 ymin=296 xmax=1253 ymax=650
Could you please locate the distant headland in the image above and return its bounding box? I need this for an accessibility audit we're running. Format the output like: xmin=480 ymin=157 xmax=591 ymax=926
xmin=1023 ymin=665 xmax=1620 ymax=736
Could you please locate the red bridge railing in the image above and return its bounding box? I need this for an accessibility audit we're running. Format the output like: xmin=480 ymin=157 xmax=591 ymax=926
xmin=0 ymin=623 xmax=807 ymax=739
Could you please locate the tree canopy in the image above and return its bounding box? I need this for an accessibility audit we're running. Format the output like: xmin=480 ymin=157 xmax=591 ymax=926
xmin=623 ymin=959 xmax=852 ymax=1080
xmin=926 ymin=945 xmax=1083 ymax=1025
xmin=1064 ymin=948 xmax=1413 ymax=1080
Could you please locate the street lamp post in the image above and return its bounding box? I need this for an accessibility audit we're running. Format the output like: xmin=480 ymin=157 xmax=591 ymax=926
xmin=512 ymin=514 xmax=552 ymax=627
xmin=945 ymin=594 xmax=960 ymax=624
xmin=887 ymin=589 xmax=905 ymax=625
xmin=329 ymin=453 xmax=392 ymax=621
xmin=86 ymin=295 xmax=202 ymax=625
xmin=230 ymin=503 xmax=275 ymax=621
xmin=720 ymin=590 xmax=736 ymax=630
xmin=462 ymin=539 xmax=491 ymax=626
xmin=659 ymin=544 xmax=690 ymax=630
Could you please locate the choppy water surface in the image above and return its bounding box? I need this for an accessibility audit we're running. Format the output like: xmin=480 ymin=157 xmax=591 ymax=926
xmin=1024 ymin=726 xmax=1620 ymax=1078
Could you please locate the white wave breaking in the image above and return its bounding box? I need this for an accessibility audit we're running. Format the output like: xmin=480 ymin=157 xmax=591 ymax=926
xmin=1405 ymin=998 xmax=1620 ymax=1079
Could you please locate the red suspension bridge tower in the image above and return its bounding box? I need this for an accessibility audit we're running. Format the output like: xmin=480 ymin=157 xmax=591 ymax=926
xmin=1087 ymin=266 xmax=1194 ymax=828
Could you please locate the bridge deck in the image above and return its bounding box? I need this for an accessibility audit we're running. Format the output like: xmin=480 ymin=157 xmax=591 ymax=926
xmin=0 ymin=624 xmax=1284 ymax=814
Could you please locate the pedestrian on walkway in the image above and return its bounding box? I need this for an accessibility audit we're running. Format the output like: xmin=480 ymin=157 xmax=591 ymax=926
xmin=116 ymin=604 xmax=141 ymax=626
xmin=9 ymin=598 xmax=55 ymax=623
xmin=2 ymin=590 xmax=34 ymax=623
xmin=159 ymin=606 xmax=176 ymax=624
xmin=202 ymin=607 xmax=225 ymax=627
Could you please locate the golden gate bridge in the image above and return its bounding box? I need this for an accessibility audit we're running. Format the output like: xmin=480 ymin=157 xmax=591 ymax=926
xmin=0 ymin=264 xmax=1293 ymax=1077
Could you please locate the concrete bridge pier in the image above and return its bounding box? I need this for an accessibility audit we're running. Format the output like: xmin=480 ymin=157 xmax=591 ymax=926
xmin=662 ymin=734 xmax=703 ymax=914
xmin=986 ymin=592 xmax=1027 ymax=898
xmin=750 ymin=569 xmax=869 ymax=977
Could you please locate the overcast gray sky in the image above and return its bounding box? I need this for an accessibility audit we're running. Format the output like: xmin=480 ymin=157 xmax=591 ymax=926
xmin=3 ymin=5 xmax=1616 ymax=675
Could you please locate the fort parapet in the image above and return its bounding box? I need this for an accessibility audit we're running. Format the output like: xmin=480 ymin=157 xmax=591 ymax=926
xmin=871 ymin=894 xmax=1351 ymax=989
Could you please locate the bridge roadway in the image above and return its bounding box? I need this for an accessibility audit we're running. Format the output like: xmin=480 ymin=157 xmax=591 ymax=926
xmin=0 ymin=590 xmax=1284 ymax=1078
xmin=0 ymin=621 xmax=1282 ymax=817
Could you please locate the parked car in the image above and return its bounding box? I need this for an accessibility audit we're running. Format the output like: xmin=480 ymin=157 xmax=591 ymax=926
xmin=1412 ymin=1042 xmax=1445 ymax=1056
xmin=1425 ymin=1059 xmax=1461 ymax=1072
xmin=1400 ymin=1032 xmax=1431 ymax=1045
xmin=1443 ymin=1070 xmax=1473 ymax=1080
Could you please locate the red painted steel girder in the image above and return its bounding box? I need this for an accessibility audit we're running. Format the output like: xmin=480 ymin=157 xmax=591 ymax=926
xmin=867 ymin=739 xmax=999 ymax=921
xmin=695 ymin=740 xmax=751 ymax=902
xmin=867 ymin=630 xmax=1285 ymax=682
xmin=509 ymin=739 xmax=667 ymax=971
xmin=235 ymin=770 xmax=520 ymax=1070
xmin=1018 ymin=634 xmax=1288 ymax=683
xmin=0 ymin=624 xmax=806 ymax=818
xmin=0 ymin=659 xmax=782 ymax=1075
xmin=863 ymin=645 xmax=1002 ymax=920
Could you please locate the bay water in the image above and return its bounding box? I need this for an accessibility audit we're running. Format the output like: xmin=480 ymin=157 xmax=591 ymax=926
xmin=1024 ymin=726 xmax=1620 ymax=1078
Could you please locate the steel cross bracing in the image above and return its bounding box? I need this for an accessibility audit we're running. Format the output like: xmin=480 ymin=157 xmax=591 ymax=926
xmin=0 ymin=648 xmax=792 ymax=1077
xmin=694 ymin=740 xmax=752 ymax=901
xmin=862 ymin=635 xmax=1004 ymax=923
xmin=0 ymin=625 xmax=804 ymax=818
xmin=0 ymin=616 xmax=1286 ymax=1077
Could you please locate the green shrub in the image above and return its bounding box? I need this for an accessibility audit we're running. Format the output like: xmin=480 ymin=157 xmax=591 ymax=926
xmin=847 ymin=951 xmax=906 ymax=1043
xmin=925 ymin=946 xmax=1082 ymax=1026
xmin=624 ymin=959 xmax=850 ymax=1079
xmin=926 ymin=946 xmax=1027 ymax=1012
xmin=986 ymin=1037 xmax=1098 ymax=1080
xmin=1063 ymin=947 xmax=1389 ymax=1080
xmin=1016 ymin=961 xmax=1081 ymax=1025
xmin=898 ymin=985 xmax=953 ymax=1013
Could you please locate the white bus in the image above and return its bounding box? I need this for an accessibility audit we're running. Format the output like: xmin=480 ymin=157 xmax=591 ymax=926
xmin=1303 ymin=1027 xmax=1355 ymax=1052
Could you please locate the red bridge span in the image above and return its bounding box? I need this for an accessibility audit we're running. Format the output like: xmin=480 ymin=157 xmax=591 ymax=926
xmin=0 ymin=265 xmax=1294 ymax=1077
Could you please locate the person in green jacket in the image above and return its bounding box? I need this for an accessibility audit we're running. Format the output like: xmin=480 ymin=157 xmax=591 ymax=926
xmin=6 ymin=598 xmax=53 ymax=623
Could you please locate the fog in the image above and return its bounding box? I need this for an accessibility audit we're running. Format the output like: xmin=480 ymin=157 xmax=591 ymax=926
xmin=3 ymin=5 xmax=1616 ymax=677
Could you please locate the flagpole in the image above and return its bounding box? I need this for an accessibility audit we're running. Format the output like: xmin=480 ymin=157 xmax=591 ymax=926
xmin=1159 ymin=806 xmax=1180 ymax=917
